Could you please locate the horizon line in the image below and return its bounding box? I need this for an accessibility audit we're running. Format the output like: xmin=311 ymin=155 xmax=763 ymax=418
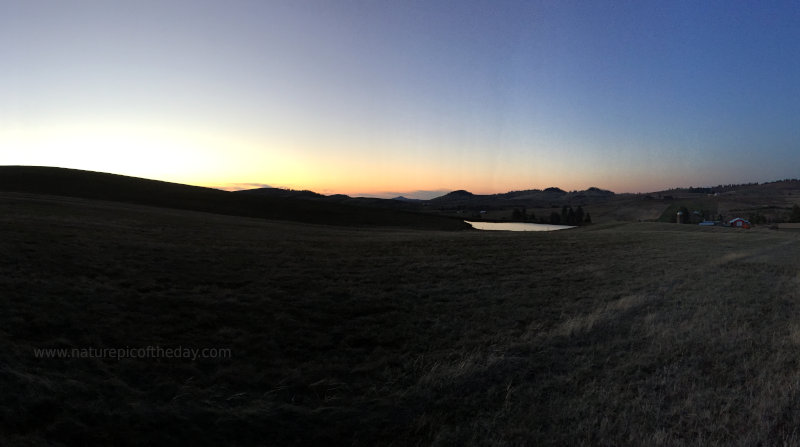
xmin=4 ymin=165 xmax=797 ymax=199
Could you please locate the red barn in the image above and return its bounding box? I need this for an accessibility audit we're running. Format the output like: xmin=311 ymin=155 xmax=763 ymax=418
xmin=729 ymin=218 xmax=751 ymax=229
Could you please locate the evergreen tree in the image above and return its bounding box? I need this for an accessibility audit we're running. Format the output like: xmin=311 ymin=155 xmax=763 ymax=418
xmin=575 ymin=206 xmax=585 ymax=225
xmin=550 ymin=212 xmax=561 ymax=225
xmin=791 ymin=204 xmax=800 ymax=223
xmin=584 ymin=213 xmax=592 ymax=224
xmin=567 ymin=207 xmax=576 ymax=225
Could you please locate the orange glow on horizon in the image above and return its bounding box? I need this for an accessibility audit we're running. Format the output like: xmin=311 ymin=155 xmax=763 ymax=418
xmin=3 ymin=118 xmax=680 ymax=195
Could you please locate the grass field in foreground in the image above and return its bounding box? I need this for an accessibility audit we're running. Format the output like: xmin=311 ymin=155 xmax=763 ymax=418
xmin=2 ymin=192 xmax=800 ymax=445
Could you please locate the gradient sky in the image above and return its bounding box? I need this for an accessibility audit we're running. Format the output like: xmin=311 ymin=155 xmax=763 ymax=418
xmin=3 ymin=1 xmax=800 ymax=197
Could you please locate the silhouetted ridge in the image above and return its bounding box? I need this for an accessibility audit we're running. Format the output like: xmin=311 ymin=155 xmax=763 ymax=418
xmin=393 ymin=196 xmax=422 ymax=202
xmin=433 ymin=190 xmax=473 ymax=199
xmin=0 ymin=166 xmax=469 ymax=230
xmin=235 ymin=187 xmax=327 ymax=200
xmin=585 ymin=187 xmax=614 ymax=195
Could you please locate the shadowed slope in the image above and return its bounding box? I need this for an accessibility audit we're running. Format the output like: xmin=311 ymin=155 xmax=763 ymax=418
xmin=0 ymin=166 xmax=469 ymax=230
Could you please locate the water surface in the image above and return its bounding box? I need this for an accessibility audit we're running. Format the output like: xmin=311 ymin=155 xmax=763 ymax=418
xmin=465 ymin=221 xmax=575 ymax=231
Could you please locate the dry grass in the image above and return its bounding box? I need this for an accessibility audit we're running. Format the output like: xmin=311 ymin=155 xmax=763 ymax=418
xmin=2 ymin=193 xmax=800 ymax=445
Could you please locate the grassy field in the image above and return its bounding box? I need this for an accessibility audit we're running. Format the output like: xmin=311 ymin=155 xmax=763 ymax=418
xmin=2 ymin=192 xmax=800 ymax=445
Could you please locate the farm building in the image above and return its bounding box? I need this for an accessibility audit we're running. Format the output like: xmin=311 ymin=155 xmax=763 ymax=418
xmin=729 ymin=218 xmax=751 ymax=229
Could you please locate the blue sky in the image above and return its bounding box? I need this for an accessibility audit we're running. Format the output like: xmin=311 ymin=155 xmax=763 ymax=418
xmin=2 ymin=0 xmax=799 ymax=196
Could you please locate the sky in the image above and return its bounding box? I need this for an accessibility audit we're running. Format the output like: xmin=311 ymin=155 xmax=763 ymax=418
xmin=3 ymin=0 xmax=800 ymax=197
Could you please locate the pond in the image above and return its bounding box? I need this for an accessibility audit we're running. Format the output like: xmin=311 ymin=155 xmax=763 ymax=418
xmin=465 ymin=221 xmax=576 ymax=231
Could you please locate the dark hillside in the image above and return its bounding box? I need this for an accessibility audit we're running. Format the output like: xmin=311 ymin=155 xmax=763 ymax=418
xmin=427 ymin=186 xmax=616 ymax=214
xmin=236 ymin=187 xmax=425 ymax=211
xmin=0 ymin=166 xmax=469 ymax=230
xmin=234 ymin=187 xmax=326 ymax=200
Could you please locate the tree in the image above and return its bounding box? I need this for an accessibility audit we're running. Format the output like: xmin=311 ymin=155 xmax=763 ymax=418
xmin=550 ymin=212 xmax=561 ymax=225
xmin=512 ymin=208 xmax=523 ymax=221
xmin=791 ymin=204 xmax=800 ymax=223
xmin=575 ymin=206 xmax=585 ymax=225
xmin=584 ymin=213 xmax=592 ymax=224
xmin=678 ymin=206 xmax=690 ymax=224
xmin=567 ymin=207 xmax=576 ymax=225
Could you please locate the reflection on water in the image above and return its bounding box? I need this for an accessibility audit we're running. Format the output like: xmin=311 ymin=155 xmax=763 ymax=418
xmin=465 ymin=221 xmax=575 ymax=231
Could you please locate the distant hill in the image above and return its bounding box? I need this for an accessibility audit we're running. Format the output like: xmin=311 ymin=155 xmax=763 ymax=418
xmin=392 ymin=196 xmax=422 ymax=202
xmin=645 ymin=179 xmax=800 ymax=224
xmin=236 ymin=185 xmax=617 ymax=211
xmin=12 ymin=166 xmax=794 ymax=227
xmin=587 ymin=186 xmax=615 ymax=195
xmin=235 ymin=187 xmax=328 ymax=200
xmin=234 ymin=186 xmax=422 ymax=210
xmin=229 ymin=179 xmax=799 ymax=225
xmin=427 ymin=186 xmax=617 ymax=210
xmin=441 ymin=189 xmax=475 ymax=198
xmin=0 ymin=166 xmax=470 ymax=230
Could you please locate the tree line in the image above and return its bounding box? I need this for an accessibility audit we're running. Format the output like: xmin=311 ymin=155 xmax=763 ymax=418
xmin=511 ymin=205 xmax=591 ymax=225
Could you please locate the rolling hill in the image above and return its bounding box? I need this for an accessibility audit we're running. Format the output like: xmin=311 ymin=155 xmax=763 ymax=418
xmin=0 ymin=166 xmax=470 ymax=230
xmin=4 ymin=166 xmax=797 ymax=227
